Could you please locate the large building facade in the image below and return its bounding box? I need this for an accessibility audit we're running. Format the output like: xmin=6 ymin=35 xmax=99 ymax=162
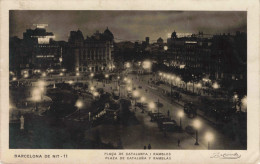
xmin=68 ymin=28 xmax=114 ymax=73
xmin=10 ymin=24 xmax=64 ymax=75
xmin=165 ymin=31 xmax=247 ymax=80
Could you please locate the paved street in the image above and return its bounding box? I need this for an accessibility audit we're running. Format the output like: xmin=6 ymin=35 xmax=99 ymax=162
xmin=64 ymin=73 xmax=244 ymax=150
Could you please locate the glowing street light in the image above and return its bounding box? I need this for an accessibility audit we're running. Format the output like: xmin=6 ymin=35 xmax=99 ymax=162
xmin=234 ymin=94 xmax=238 ymax=99
xmin=170 ymin=75 xmax=175 ymax=80
xmin=178 ymin=111 xmax=184 ymax=130
xmin=68 ymin=80 xmax=74 ymax=85
xmin=24 ymin=74 xmax=29 ymax=78
xmin=126 ymin=62 xmax=131 ymax=68
xmin=76 ymin=72 xmax=80 ymax=76
xmin=205 ymin=132 xmax=214 ymax=149
xmin=93 ymin=91 xmax=99 ymax=98
xmin=90 ymin=86 xmax=95 ymax=92
xmin=127 ymin=86 xmax=132 ymax=91
xmin=133 ymin=90 xmax=139 ymax=97
xmin=148 ymin=102 xmax=155 ymax=111
xmin=197 ymin=83 xmax=202 ymax=88
xmin=133 ymin=90 xmax=139 ymax=106
xmin=75 ymin=100 xmax=83 ymax=120
xmin=12 ymin=77 xmax=17 ymax=81
xmin=105 ymin=74 xmax=109 ymax=78
xmin=42 ymin=72 xmax=46 ymax=77
xmin=164 ymin=46 xmax=168 ymax=51
xmin=142 ymin=60 xmax=152 ymax=69
xmin=90 ymin=73 xmax=94 ymax=77
xmin=193 ymin=119 xmax=201 ymax=145
xmin=140 ymin=96 xmax=146 ymax=103
xmin=59 ymin=72 xmax=64 ymax=76
xmin=212 ymin=82 xmax=219 ymax=89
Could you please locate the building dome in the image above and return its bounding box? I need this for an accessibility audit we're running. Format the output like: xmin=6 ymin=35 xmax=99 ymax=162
xmin=157 ymin=37 xmax=163 ymax=43
xmin=103 ymin=27 xmax=114 ymax=41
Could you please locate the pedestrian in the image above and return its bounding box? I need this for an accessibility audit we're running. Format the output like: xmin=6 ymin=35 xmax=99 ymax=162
xmin=148 ymin=144 xmax=151 ymax=149
xmin=178 ymin=139 xmax=180 ymax=147
xmin=167 ymin=110 xmax=170 ymax=117
xmin=144 ymin=146 xmax=146 ymax=150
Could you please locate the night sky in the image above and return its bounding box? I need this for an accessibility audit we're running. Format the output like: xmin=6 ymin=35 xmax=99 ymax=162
xmin=9 ymin=10 xmax=246 ymax=42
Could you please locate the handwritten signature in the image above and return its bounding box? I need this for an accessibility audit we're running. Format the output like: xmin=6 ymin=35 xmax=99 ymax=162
xmin=210 ymin=153 xmax=241 ymax=159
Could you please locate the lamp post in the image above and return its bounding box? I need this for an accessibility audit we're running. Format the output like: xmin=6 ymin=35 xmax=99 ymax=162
xmin=90 ymin=73 xmax=94 ymax=83
xmin=140 ymin=96 xmax=146 ymax=113
xmin=212 ymin=82 xmax=219 ymax=97
xmin=105 ymin=74 xmax=109 ymax=84
xmin=193 ymin=119 xmax=201 ymax=145
xmin=133 ymin=90 xmax=139 ymax=106
xmin=205 ymin=132 xmax=214 ymax=150
xmin=178 ymin=111 xmax=184 ymax=131
xmin=75 ymin=100 xmax=83 ymax=120
xmin=149 ymin=101 xmax=155 ymax=114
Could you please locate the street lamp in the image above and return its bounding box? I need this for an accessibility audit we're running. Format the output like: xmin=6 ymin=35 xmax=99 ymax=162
xmin=105 ymin=74 xmax=109 ymax=83
xmin=24 ymin=74 xmax=28 ymax=78
xmin=205 ymin=132 xmax=214 ymax=149
xmin=133 ymin=90 xmax=139 ymax=106
xmin=212 ymin=82 xmax=219 ymax=97
xmin=193 ymin=119 xmax=201 ymax=145
xmin=42 ymin=72 xmax=46 ymax=77
xmin=142 ymin=60 xmax=152 ymax=70
xmin=93 ymin=91 xmax=99 ymax=99
xmin=90 ymin=86 xmax=95 ymax=92
xmin=148 ymin=102 xmax=155 ymax=112
xmin=75 ymin=100 xmax=83 ymax=119
xmin=140 ymin=96 xmax=146 ymax=103
xmin=197 ymin=83 xmax=202 ymax=94
xmin=178 ymin=111 xmax=184 ymax=131
xmin=140 ymin=96 xmax=146 ymax=113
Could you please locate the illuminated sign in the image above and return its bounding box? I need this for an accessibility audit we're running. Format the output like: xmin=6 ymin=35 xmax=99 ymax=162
xmin=185 ymin=41 xmax=197 ymax=44
xmin=37 ymin=36 xmax=55 ymax=44
xmin=177 ymin=33 xmax=193 ymax=37
xmin=33 ymin=24 xmax=48 ymax=28
xmin=36 ymin=55 xmax=55 ymax=58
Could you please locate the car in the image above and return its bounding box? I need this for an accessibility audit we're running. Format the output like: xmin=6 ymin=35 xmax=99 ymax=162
xmin=148 ymin=111 xmax=163 ymax=116
xmin=184 ymin=102 xmax=197 ymax=117
xmin=185 ymin=125 xmax=195 ymax=135
xmin=150 ymin=114 xmax=165 ymax=122
xmin=161 ymin=122 xmax=179 ymax=132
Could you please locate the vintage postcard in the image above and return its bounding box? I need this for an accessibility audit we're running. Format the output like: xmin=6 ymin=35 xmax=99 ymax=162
xmin=0 ymin=0 xmax=259 ymax=164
